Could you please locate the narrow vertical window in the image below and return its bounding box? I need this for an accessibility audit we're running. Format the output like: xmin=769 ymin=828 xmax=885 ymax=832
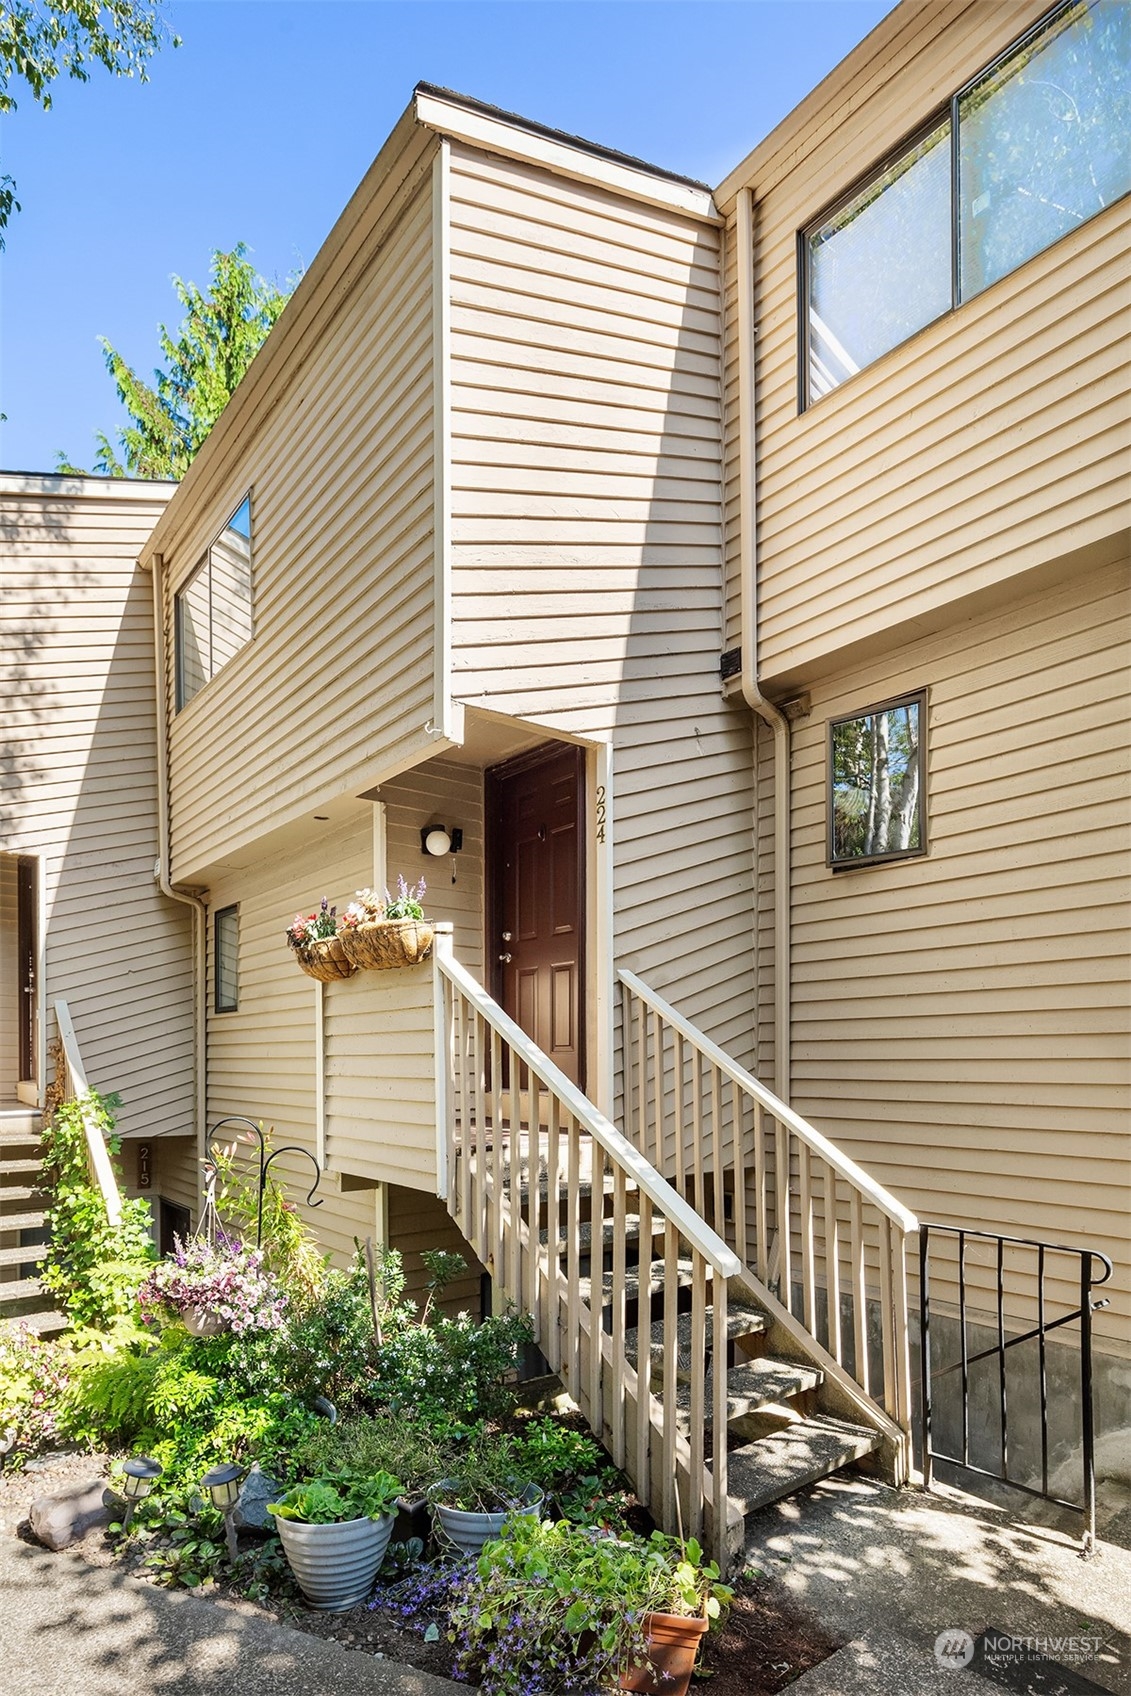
xmin=174 ymin=493 xmax=254 ymax=709
xmin=215 ymin=905 xmax=239 ymax=1011
xmin=829 ymin=692 xmax=926 ymax=867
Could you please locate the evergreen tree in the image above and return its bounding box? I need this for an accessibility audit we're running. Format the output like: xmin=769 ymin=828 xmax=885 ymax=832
xmin=62 ymin=245 xmax=294 ymax=480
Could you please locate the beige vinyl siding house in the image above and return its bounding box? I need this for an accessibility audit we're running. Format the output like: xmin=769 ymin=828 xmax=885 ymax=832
xmin=145 ymin=90 xmax=759 ymax=1260
xmin=0 ymin=474 xmax=194 ymax=1139
xmin=716 ymin=0 xmax=1131 ymax=1363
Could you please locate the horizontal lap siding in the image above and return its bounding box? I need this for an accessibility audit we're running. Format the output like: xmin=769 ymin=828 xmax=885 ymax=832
xmin=447 ymin=148 xmax=757 ymax=1063
xmin=721 ymin=0 xmax=1131 ymax=683
xmin=165 ymin=147 xmax=438 ymax=883
xmin=0 ymin=480 xmax=194 ymax=1137
xmin=785 ymin=560 xmax=1131 ymax=1346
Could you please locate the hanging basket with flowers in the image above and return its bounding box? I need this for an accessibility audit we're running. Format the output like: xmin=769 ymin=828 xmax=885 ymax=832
xmin=338 ymin=877 xmax=433 ymax=971
xmin=286 ymin=899 xmax=357 ymax=982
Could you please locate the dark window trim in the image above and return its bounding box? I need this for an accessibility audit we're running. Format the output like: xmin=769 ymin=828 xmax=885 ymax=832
xmin=798 ymin=0 xmax=1116 ymax=411
xmin=172 ymin=488 xmax=254 ymax=713
xmin=827 ymin=687 xmax=928 ymax=871
xmin=214 ymin=904 xmax=239 ymax=1012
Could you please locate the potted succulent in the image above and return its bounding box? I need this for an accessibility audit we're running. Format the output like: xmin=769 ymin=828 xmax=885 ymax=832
xmin=427 ymin=1430 xmax=543 ymax=1557
xmin=137 ymin=1231 xmax=287 ymax=1338
xmin=286 ymin=898 xmax=356 ymax=982
xmin=267 ymin=1470 xmax=403 ymax=1611
xmin=338 ymin=877 xmax=433 ymax=972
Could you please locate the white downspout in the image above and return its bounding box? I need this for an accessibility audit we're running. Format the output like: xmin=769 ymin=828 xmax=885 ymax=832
xmin=150 ymin=555 xmax=209 ymax=1168
xmin=736 ymin=186 xmax=791 ymax=1104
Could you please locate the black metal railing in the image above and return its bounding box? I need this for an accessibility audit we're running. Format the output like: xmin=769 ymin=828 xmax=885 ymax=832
xmin=919 ymin=1223 xmax=1113 ymax=1555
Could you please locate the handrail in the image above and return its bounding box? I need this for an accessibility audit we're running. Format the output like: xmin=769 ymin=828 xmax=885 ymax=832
xmin=617 ymin=967 xmax=919 ymax=1236
xmin=53 ymin=998 xmax=123 ymax=1226
xmin=438 ymin=950 xmax=741 ymax=1278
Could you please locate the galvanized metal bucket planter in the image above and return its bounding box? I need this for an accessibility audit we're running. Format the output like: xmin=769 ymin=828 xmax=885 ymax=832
xmin=431 ymin=1482 xmax=543 ymax=1558
xmin=275 ymin=1512 xmax=394 ymax=1611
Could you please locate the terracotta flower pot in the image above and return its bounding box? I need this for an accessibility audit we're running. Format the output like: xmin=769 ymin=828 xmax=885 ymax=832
xmin=619 ymin=1610 xmax=710 ymax=1696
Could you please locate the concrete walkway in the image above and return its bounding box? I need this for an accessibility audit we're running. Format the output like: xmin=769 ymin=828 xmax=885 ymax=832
xmin=0 ymin=1530 xmax=469 ymax=1696
xmin=747 ymin=1474 xmax=1131 ymax=1696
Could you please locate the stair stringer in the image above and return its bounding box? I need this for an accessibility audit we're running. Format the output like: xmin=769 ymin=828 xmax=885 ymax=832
xmin=730 ymin=1263 xmax=911 ymax=1486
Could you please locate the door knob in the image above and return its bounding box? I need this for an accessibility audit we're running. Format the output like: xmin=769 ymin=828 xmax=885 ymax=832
xmin=501 ymin=932 xmax=512 ymax=942
xmin=498 ymin=952 xmax=512 ymax=964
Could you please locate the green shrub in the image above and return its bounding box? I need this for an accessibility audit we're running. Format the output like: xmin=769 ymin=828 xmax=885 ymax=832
xmin=285 ymin=1410 xmax=455 ymax=1495
xmin=0 ymin=1321 xmax=71 ymax=1465
xmin=40 ymin=1090 xmax=156 ymax=1328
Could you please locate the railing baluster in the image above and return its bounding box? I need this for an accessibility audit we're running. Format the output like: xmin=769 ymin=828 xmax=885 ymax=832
xmin=799 ymin=1141 xmax=815 ymax=1335
xmin=611 ymin=1163 xmax=628 ymax=1470
xmin=879 ymin=1214 xmax=896 ymax=1419
xmin=893 ymin=1227 xmax=912 ymax=1440
xmin=635 ymin=1189 xmax=654 ymax=1507
xmin=711 ymin=1063 xmax=725 ymax=1241
xmin=636 ymin=992 xmax=648 ymax=1157
xmin=776 ymin=1119 xmax=792 ymax=1314
xmin=851 ymin=1188 xmax=869 ymax=1397
xmin=688 ymin=1252 xmax=707 ymax=1542
xmin=566 ymin=1117 xmax=582 ymax=1403
xmin=733 ymin=1082 xmax=748 ymax=1269
xmin=544 ymin=1095 xmax=563 ymax=1375
xmin=526 ymin=1081 xmax=542 ymax=1347
xmin=753 ymin=1100 xmax=767 ymax=1282
xmin=692 ymin=1047 xmax=705 ymax=1217
xmin=508 ymin=1039 xmax=522 ymax=1307
xmin=661 ymin=1218 xmax=678 ymax=1532
xmin=458 ymin=995 xmax=472 ymax=1231
xmin=589 ymin=1142 xmax=604 ymax=1441
xmin=827 ymin=1166 xmax=841 ymax=1365
xmin=490 ymin=1027 xmax=503 ymax=1290
xmin=1038 ymin=1243 xmax=1048 ymax=1499
xmin=712 ymin=1272 xmax=728 ymax=1552
xmin=673 ymin=1029 xmax=686 ymax=1198
xmin=651 ymin=1007 xmax=664 ymax=1170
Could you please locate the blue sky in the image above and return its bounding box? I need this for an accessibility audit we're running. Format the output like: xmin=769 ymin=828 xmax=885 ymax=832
xmin=0 ymin=0 xmax=892 ymax=473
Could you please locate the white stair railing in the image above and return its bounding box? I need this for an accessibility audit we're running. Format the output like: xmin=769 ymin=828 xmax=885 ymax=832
xmin=53 ymin=999 xmax=122 ymax=1226
xmin=434 ymin=935 xmax=744 ymax=1557
xmin=619 ymin=968 xmax=917 ymax=1440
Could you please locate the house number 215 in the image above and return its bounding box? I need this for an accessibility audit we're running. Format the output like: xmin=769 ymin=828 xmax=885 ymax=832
xmin=595 ymin=785 xmax=607 ymax=844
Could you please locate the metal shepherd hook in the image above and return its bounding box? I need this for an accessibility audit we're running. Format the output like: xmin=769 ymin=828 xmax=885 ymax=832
xmin=206 ymin=1116 xmax=324 ymax=1248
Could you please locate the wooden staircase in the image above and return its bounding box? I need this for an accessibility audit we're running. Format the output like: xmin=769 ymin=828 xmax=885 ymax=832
xmin=0 ymin=1109 xmax=63 ymax=1334
xmin=433 ymin=932 xmax=917 ymax=1571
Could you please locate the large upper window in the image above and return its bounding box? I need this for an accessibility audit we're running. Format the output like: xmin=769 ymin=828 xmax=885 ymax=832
xmin=175 ymin=495 xmax=253 ymax=709
xmin=803 ymin=0 xmax=1130 ymax=404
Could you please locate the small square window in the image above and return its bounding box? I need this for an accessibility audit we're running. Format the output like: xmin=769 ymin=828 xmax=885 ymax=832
xmin=829 ymin=691 xmax=926 ymax=868
xmin=215 ymin=905 xmax=239 ymax=1011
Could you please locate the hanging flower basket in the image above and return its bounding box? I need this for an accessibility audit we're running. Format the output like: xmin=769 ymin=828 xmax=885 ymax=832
xmin=339 ymin=918 xmax=434 ymax=972
xmin=295 ymin=935 xmax=357 ymax=982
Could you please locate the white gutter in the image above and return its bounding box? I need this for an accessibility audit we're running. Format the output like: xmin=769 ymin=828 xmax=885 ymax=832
xmin=150 ymin=555 xmax=209 ymax=1159
xmin=736 ymin=186 xmax=791 ymax=1104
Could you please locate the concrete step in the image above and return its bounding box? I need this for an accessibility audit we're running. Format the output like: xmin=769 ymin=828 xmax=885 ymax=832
xmin=0 ymin=1276 xmax=47 ymax=1305
xmin=0 ymin=1185 xmax=42 ymax=1206
xmin=625 ymin=1299 xmax=767 ymax=1378
xmin=0 ymin=1159 xmax=43 ymax=1176
xmin=0 ymin=1128 xmax=40 ymax=1147
xmin=721 ymin=1415 xmax=881 ymax=1516
xmin=0 ymin=1243 xmax=47 ymax=1268
xmin=576 ymin=1254 xmax=707 ymax=1313
xmin=0 ymin=1210 xmax=48 ymax=1234
xmin=676 ymin=1357 xmax=824 ymax=1424
xmin=15 ymin=1308 xmax=67 ymax=1335
xmin=539 ymin=1212 xmax=665 ymax=1255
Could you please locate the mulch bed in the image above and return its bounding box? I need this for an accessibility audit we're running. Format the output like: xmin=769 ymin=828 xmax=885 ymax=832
xmin=2 ymin=1451 xmax=841 ymax=1692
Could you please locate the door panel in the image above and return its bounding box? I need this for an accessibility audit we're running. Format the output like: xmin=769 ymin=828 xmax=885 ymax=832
xmin=17 ymin=857 xmax=37 ymax=1086
xmin=489 ymin=744 xmax=585 ymax=1089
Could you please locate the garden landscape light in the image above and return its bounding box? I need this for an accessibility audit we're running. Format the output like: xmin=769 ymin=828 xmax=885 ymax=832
xmin=121 ymin=1455 xmax=163 ymax=1529
xmin=201 ymin=1461 xmax=246 ymax=1563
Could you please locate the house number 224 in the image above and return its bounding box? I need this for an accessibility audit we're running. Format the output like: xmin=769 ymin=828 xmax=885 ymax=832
xmin=595 ymin=785 xmax=607 ymax=844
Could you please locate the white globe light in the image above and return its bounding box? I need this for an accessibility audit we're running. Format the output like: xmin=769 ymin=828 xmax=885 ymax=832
xmin=424 ymin=828 xmax=451 ymax=856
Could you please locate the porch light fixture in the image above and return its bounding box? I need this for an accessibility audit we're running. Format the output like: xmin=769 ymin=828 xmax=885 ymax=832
xmin=121 ymin=1455 xmax=163 ymax=1529
xmin=201 ymin=1461 xmax=246 ymax=1563
xmin=421 ymin=825 xmax=463 ymax=858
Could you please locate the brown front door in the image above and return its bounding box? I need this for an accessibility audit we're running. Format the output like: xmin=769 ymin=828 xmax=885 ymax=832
xmin=488 ymin=744 xmax=585 ymax=1088
xmin=17 ymin=857 xmax=37 ymax=1087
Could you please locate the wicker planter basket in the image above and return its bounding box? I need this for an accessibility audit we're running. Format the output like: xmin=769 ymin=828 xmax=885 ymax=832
xmin=340 ymin=918 xmax=434 ymax=972
xmin=295 ymin=936 xmax=357 ymax=983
